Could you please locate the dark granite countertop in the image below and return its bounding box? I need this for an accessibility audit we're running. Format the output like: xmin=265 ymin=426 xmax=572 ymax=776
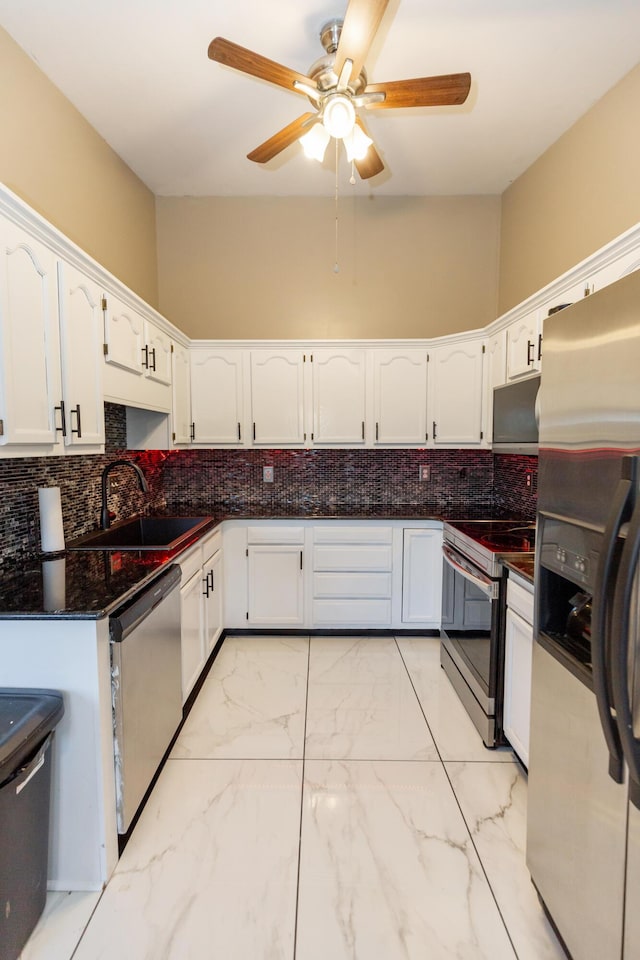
xmin=502 ymin=556 xmax=535 ymax=585
xmin=0 ymin=507 xmax=535 ymax=619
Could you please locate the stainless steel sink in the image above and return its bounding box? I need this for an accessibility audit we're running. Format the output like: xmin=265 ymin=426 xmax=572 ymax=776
xmin=66 ymin=516 xmax=212 ymax=552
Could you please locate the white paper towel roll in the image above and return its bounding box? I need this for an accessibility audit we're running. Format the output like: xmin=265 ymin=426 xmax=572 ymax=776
xmin=38 ymin=486 xmax=65 ymax=553
xmin=42 ymin=557 xmax=66 ymax=611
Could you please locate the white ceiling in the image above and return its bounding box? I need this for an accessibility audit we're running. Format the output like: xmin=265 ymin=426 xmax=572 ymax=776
xmin=2 ymin=0 xmax=640 ymax=198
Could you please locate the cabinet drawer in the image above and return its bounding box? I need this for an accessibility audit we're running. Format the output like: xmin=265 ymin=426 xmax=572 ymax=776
xmin=507 ymin=577 xmax=534 ymax=624
xmin=247 ymin=525 xmax=305 ymax=544
xmin=313 ymin=526 xmax=393 ymax=544
xmin=200 ymin=528 xmax=221 ymax=563
xmin=313 ymin=544 xmax=393 ymax=571
xmin=313 ymin=572 xmax=392 ymax=599
xmin=179 ymin=542 xmax=203 ymax=583
xmin=312 ymin=598 xmax=392 ymax=625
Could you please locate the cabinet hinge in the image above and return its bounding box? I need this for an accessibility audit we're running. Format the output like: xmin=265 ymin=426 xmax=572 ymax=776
xmin=0 ymin=419 xmax=4 ymax=436
xmin=101 ymin=297 xmax=108 ymax=311
xmin=103 ymin=343 xmax=109 ymax=356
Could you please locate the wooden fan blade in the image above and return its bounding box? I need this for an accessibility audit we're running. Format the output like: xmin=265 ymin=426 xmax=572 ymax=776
xmin=365 ymin=73 xmax=471 ymax=109
xmin=208 ymin=37 xmax=312 ymax=95
xmin=354 ymin=118 xmax=384 ymax=180
xmin=335 ymin=0 xmax=390 ymax=84
xmin=247 ymin=113 xmax=316 ymax=164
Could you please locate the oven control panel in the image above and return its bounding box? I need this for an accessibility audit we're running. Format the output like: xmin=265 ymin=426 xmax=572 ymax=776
xmin=540 ymin=515 xmax=598 ymax=589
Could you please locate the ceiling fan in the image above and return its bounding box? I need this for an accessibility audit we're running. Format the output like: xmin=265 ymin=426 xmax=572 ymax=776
xmin=208 ymin=0 xmax=471 ymax=180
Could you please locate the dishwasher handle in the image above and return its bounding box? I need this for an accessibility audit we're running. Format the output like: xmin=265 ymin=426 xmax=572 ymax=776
xmin=110 ymin=565 xmax=181 ymax=643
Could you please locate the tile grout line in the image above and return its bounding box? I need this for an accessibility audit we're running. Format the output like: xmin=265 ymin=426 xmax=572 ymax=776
xmin=291 ymin=634 xmax=312 ymax=960
xmin=394 ymin=635 xmax=521 ymax=960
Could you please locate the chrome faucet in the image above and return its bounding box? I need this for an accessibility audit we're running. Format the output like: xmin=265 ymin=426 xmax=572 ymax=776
xmin=100 ymin=459 xmax=149 ymax=529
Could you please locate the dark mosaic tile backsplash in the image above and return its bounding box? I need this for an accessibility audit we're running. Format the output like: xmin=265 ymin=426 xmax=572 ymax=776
xmin=0 ymin=402 xmax=538 ymax=572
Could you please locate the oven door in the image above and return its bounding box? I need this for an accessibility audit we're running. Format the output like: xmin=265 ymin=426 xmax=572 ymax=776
xmin=440 ymin=543 xmax=502 ymax=746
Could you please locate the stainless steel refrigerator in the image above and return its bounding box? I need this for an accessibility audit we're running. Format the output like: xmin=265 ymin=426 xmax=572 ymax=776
xmin=527 ymin=268 xmax=640 ymax=960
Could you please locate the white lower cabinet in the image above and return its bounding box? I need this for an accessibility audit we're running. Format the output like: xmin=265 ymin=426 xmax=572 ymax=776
xmin=401 ymin=528 xmax=443 ymax=625
xmin=203 ymin=547 xmax=223 ymax=653
xmin=312 ymin=526 xmax=393 ymax=626
xmin=503 ymin=573 xmax=534 ymax=766
xmin=223 ymin=519 xmax=444 ymax=630
xmin=247 ymin=526 xmax=305 ymax=625
xmin=179 ymin=529 xmax=222 ymax=702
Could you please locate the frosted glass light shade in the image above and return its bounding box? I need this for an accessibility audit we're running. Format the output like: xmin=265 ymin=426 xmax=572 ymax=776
xmin=343 ymin=125 xmax=373 ymax=162
xmin=322 ymin=94 xmax=356 ymax=139
xmin=300 ymin=123 xmax=330 ymax=161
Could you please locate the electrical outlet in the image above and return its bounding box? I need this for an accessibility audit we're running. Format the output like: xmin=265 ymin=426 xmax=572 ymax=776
xmin=526 ymin=472 xmax=532 ymax=488
xmin=419 ymin=465 xmax=430 ymax=482
xmin=263 ymin=465 xmax=274 ymax=483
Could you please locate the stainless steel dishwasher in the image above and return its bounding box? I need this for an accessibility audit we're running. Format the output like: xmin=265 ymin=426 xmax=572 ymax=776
xmin=110 ymin=564 xmax=182 ymax=835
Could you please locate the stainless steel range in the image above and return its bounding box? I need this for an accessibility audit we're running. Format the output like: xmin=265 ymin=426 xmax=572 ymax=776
xmin=440 ymin=519 xmax=536 ymax=747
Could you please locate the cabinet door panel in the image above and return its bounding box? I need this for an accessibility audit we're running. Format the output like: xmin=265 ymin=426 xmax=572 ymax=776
xmin=203 ymin=550 xmax=223 ymax=654
xmin=402 ymin=528 xmax=443 ymax=624
xmin=0 ymin=221 xmax=60 ymax=445
xmin=180 ymin=569 xmax=205 ymax=703
xmin=145 ymin=323 xmax=172 ymax=386
xmin=506 ymin=312 xmax=541 ymax=379
xmin=248 ymin=545 xmax=304 ymax=624
xmin=503 ymin=606 xmax=533 ymax=766
xmin=172 ymin=342 xmax=191 ymax=445
xmin=103 ymin=295 xmax=144 ymax=375
xmin=429 ymin=341 xmax=484 ymax=445
xmin=374 ymin=350 xmax=427 ymax=444
xmin=57 ymin=262 xmax=104 ymax=447
xmin=250 ymin=351 xmax=304 ymax=445
xmin=312 ymin=349 xmax=366 ymax=444
xmin=191 ymin=350 xmax=243 ymax=444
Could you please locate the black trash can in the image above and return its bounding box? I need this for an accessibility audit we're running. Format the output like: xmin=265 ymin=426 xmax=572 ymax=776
xmin=0 ymin=688 xmax=64 ymax=960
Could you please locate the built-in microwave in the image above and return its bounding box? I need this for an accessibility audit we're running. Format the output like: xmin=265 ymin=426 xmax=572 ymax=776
xmin=492 ymin=374 xmax=540 ymax=453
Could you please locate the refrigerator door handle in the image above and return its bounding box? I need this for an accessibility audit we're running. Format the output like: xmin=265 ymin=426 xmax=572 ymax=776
xmin=611 ymin=491 xmax=640 ymax=808
xmin=592 ymin=456 xmax=637 ymax=783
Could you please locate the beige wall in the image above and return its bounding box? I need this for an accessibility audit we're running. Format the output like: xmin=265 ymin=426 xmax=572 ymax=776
xmin=0 ymin=28 xmax=158 ymax=307
xmin=156 ymin=195 xmax=501 ymax=340
xmin=499 ymin=63 xmax=640 ymax=315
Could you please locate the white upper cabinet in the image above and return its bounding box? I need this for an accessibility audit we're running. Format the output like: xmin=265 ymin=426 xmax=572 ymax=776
xmin=482 ymin=330 xmax=507 ymax=445
xmin=57 ymin=261 xmax=104 ymax=448
xmin=0 ymin=219 xmax=61 ymax=448
xmin=172 ymin=341 xmax=191 ymax=446
xmin=312 ymin=348 xmax=366 ymax=444
xmin=506 ymin=310 xmax=542 ymax=379
xmin=144 ymin=321 xmax=172 ymax=386
xmin=103 ymin=293 xmax=144 ymax=376
xmin=250 ymin=350 xmax=305 ymax=445
xmin=190 ymin=349 xmax=244 ymax=445
xmin=373 ymin=349 xmax=428 ymax=445
xmin=102 ymin=293 xmax=171 ymax=412
xmin=428 ymin=340 xmax=484 ymax=445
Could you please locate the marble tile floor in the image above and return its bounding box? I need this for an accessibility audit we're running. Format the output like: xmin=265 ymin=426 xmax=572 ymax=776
xmin=21 ymin=635 xmax=567 ymax=960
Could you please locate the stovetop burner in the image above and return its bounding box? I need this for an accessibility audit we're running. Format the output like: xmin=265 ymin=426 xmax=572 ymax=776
xmin=443 ymin=519 xmax=536 ymax=578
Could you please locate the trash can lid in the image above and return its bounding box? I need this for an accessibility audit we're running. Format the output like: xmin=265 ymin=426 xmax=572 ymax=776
xmin=0 ymin=688 xmax=65 ymax=783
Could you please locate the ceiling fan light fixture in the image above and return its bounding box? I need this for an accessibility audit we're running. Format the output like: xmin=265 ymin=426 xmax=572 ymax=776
xmin=322 ymin=94 xmax=356 ymax=139
xmin=300 ymin=123 xmax=330 ymax=161
xmin=343 ymin=124 xmax=373 ymax=162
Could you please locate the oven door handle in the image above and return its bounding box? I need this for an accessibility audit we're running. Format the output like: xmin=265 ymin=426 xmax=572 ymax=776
xmin=442 ymin=544 xmax=496 ymax=599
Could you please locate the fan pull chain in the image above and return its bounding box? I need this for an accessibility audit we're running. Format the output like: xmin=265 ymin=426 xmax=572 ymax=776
xmin=350 ymin=160 xmax=356 ymax=185
xmin=333 ymin=139 xmax=339 ymax=274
